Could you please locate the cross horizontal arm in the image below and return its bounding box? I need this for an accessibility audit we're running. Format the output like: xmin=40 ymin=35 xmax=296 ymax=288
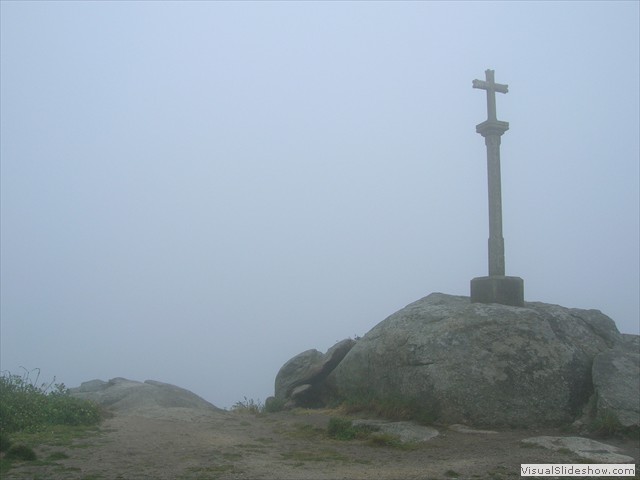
xmin=472 ymin=79 xmax=508 ymax=94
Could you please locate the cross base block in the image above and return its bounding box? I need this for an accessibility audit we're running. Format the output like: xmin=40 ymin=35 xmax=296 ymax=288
xmin=470 ymin=275 xmax=524 ymax=307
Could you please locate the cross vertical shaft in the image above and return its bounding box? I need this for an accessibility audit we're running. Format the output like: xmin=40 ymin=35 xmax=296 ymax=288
xmin=485 ymin=135 xmax=505 ymax=276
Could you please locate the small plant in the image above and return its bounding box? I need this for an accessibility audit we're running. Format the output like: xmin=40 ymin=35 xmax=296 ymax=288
xmin=231 ymin=396 xmax=264 ymax=414
xmin=590 ymin=409 xmax=623 ymax=437
xmin=327 ymin=417 xmax=357 ymax=440
xmin=327 ymin=417 xmax=379 ymax=441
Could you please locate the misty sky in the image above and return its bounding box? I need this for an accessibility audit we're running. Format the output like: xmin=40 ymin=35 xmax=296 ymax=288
xmin=1 ymin=1 xmax=638 ymax=409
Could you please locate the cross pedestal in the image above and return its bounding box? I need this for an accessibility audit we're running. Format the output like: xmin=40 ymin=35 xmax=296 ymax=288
xmin=470 ymin=69 xmax=524 ymax=307
xmin=471 ymin=275 xmax=524 ymax=307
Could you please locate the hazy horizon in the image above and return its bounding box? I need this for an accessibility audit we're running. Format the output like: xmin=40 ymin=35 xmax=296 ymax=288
xmin=1 ymin=1 xmax=638 ymax=409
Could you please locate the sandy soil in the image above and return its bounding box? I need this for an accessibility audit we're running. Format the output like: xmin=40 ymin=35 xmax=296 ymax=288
xmin=5 ymin=408 xmax=639 ymax=480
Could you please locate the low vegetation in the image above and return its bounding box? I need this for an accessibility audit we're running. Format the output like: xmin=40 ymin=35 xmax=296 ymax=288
xmin=230 ymin=396 xmax=264 ymax=414
xmin=326 ymin=417 xmax=410 ymax=448
xmin=327 ymin=417 xmax=374 ymax=440
xmin=0 ymin=368 xmax=105 ymax=475
xmin=280 ymin=447 xmax=349 ymax=464
xmin=230 ymin=394 xmax=411 ymax=449
xmin=589 ymin=410 xmax=625 ymax=437
xmin=231 ymin=389 xmax=440 ymax=426
xmin=231 ymin=396 xmax=286 ymax=414
xmin=338 ymin=391 xmax=440 ymax=425
xmin=263 ymin=396 xmax=286 ymax=413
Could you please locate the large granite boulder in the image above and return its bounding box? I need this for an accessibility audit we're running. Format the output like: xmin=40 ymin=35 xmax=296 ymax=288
xmin=592 ymin=339 xmax=640 ymax=428
xmin=275 ymin=338 xmax=356 ymax=407
xmin=70 ymin=377 xmax=223 ymax=418
xmin=328 ymin=293 xmax=623 ymax=427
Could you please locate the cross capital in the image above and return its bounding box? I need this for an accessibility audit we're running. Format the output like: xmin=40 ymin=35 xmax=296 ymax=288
xmin=473 ymin=69 xmax=508 ymax=123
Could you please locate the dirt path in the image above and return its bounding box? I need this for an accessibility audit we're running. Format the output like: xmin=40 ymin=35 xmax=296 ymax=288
xmin=6 ymin=408 xmax=639 ymax=479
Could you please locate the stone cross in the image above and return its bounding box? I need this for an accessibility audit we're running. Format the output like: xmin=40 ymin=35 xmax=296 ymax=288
xmin=472 ymin=69 xmax=508 ymax=123
xmin=470 ymin=69 xmax=524 ymax=307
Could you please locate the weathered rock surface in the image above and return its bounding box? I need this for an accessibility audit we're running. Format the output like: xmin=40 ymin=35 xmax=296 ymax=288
xmin=275 ymin=338 xmax=356 ymax=407
xmin=521 ymin=436 xmax=635 ymax=463
xmin=328 ymin=293 xmax=623 ymax=427
xmin=70 ymin=377 xmax=222 ymax=418
xmin=592 ymin=345 xmax=640 ymax=427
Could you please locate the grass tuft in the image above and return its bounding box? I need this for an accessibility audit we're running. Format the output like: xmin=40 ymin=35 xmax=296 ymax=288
xmin=6 ymin=444 xmax=37 ymax=461
xmin=588 ymin=409 xmax=639 ymax=439
xmin=327 ymin=417 xmax=381 ymax=441
xmin=327 ymin=417 xmax=358 ymax=440
xmin=231 ymin=396 xmax=264 ymax=415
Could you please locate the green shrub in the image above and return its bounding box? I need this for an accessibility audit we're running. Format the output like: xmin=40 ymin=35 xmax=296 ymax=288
xmin=45 ymin=394 xmax=102 ymax=426
xmin=0 ymin=368 xmax=103 ymax=434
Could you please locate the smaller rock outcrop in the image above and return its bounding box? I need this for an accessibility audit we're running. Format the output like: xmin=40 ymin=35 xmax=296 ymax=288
xmin=274 ymin=338 xmax=356 ymax=408
xmin=274 ymin=349 xmax=324 ymax=401
xmin=70 ymin=377 xmax=222 ymax=418
xmin=521 ymin=436 xmax=635 ymax=463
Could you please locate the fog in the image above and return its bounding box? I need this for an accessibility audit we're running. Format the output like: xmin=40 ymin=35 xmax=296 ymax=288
xmin=1 ymin=2 xmax=638 ymax=409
